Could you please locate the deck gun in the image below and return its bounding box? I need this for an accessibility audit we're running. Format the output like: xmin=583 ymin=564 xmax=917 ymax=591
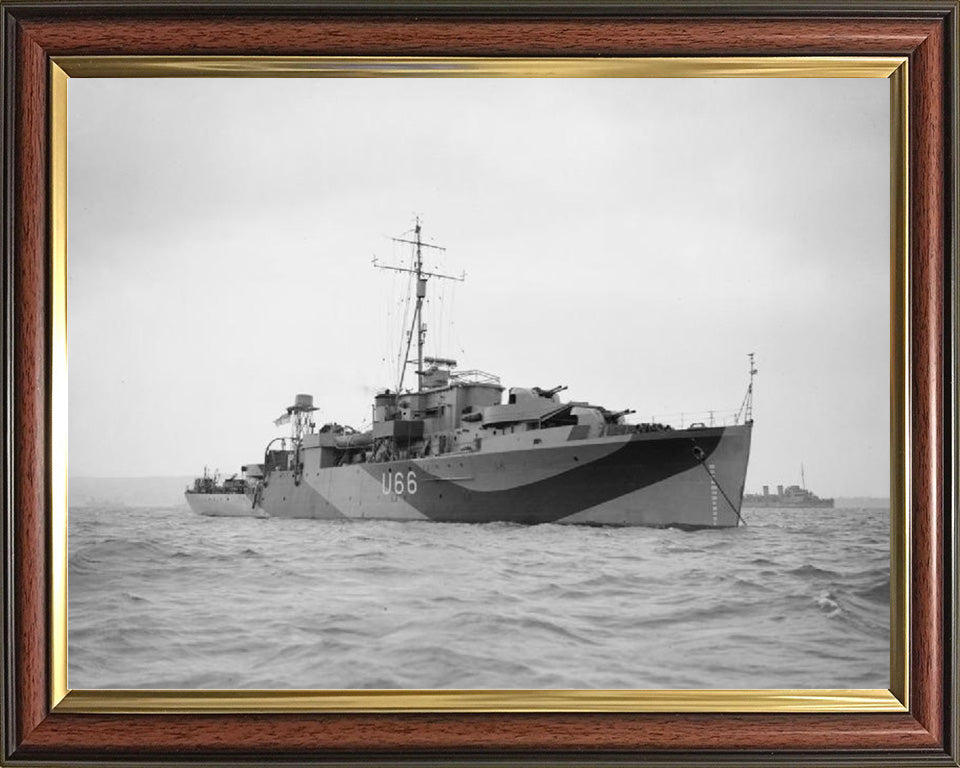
xmin=532 ymin=385 xmax=568 ymax=400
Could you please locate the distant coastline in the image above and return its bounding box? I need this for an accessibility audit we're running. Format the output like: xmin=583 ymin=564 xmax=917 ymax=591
xmin=69 ymin=476 xmax=193 ymax=509
xmin=833 ymin=497 xmax=891 ymax=509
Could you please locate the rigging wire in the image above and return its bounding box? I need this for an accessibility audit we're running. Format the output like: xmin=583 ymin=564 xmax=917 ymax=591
xmin=447 ymin=277 xmax=462 ymax=361
xmin=394 ymin=241 xmax=415 ymax=391
xmin=375 ymin=221 xmax=463 ymax=386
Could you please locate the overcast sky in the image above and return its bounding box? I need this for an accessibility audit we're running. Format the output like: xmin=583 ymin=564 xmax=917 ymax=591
xmin=67 ymin=77 xmax=889 ymax=496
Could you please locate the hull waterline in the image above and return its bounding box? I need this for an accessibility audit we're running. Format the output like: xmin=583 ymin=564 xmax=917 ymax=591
xmin=185 ymin=491 xmax=263 ymax=518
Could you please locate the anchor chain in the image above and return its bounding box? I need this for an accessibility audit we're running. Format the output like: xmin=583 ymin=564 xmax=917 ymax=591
xmin=691 ymin=442 xmax=747 ymax=527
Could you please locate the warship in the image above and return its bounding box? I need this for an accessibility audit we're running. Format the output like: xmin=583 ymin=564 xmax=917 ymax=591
xmin=742 ymin=465 xmax=834 ymax=508
xmin=186 ymin=221 xmax=755 ymax=528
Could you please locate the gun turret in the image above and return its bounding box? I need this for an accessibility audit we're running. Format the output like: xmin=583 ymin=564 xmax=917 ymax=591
xmin=604 ymin=408 xmax=636 ymax=423
xmin=533 ymin=385 xmax=568 ymax=399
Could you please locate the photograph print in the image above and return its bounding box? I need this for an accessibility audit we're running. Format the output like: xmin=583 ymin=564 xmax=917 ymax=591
xmin=67 ymin=74 xmax=891 ymax=690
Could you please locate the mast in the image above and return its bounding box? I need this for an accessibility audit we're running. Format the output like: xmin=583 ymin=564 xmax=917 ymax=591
xmin=414 ymin=220 xmax=425 ymax=389
xmin=736 ymin=352 xmax=758 ymax=424
xmin=373 ymin=218 xmax=464 ymax=392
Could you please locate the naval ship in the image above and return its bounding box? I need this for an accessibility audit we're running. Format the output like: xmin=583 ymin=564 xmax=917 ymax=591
xmin=186 ymin=221 xmax=755 ymax=528
xmin=742 ymin=465 xmax=834 ymax=508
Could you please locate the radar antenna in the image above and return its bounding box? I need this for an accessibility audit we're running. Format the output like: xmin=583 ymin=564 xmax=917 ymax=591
xmin=373 ymin=217 xmax=465 ymax=392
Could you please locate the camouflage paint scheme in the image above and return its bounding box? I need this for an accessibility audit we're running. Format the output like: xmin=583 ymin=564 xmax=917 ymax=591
xmin=242 ymin=424 xmax=751 ymax=529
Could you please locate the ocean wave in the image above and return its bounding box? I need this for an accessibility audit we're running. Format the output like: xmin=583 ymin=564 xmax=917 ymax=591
xmin=69 ymin=538 xmax=171 ymax=574
xmin=853 ymin=578 xmax=890 ymax=604
xmin=68 ymin=503 xmax=891 ymax=690
xmin=814 ymin=590 xmax=842 ymax=616
xmin=788 ymin=564 xmax=841 ymax=579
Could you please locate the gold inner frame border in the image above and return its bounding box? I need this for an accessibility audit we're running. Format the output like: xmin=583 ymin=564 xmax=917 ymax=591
xmin=48 ymin=55 xmax=910 ymax=714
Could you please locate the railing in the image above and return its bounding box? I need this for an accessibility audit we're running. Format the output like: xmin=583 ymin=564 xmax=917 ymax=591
xmin=450 ymin=369 xmax=501 ymax=386
xmin=636 ymin=408 xmax=745 ymax=429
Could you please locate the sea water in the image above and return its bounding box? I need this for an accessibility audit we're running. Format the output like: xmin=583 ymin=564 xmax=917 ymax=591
xmin=68 ymin=501 xmax=889 ymax=689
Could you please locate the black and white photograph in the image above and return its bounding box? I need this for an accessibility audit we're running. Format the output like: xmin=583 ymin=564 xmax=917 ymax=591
xmin=67 ymin=75 xmax=890 ymax=690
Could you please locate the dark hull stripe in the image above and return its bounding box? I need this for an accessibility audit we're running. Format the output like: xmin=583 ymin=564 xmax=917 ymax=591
xmin=360 ymin=430 xmax=731 ymax=524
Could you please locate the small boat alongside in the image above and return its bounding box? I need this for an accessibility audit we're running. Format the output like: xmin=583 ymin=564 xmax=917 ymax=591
xmin=185 ymin=466 xmax=262 ymax=517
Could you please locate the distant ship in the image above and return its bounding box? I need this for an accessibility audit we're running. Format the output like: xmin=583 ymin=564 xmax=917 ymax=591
xmin=742 ymin=465 xmax=834 ymax=508
xmin=186 ymin=219 xmax=755 ymax=528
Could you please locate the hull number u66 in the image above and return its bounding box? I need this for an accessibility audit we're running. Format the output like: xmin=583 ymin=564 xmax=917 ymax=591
xmin=382 ymin=470 xmax=418 ymax=496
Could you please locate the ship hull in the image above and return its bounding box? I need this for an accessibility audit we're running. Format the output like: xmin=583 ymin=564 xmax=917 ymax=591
xmin=185 ymin=491 xmax=259 ymax=517
xmin=255 ymin=424 xmax=752 ymax=528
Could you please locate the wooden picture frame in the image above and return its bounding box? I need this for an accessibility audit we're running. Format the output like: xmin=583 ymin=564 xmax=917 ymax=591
xmin=2 ymin=2 xmax=956 ymax=765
